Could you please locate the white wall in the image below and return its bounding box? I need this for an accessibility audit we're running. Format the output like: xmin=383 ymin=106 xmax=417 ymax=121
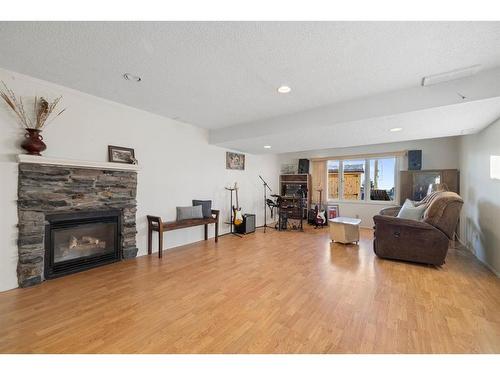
xmin=278 ymin=137 xmax=460 ymax=227
xmin=278 ymin=137 xmax=460 ymax=170
xmin=0 ymin=68 xmax=280 ymax=292
xmin=459 ymin=119 xmax=500 ymax=276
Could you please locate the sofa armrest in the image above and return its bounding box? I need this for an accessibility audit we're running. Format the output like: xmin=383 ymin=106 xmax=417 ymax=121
xmin=211 ymin=209 xmax=220 ymax=220
xmin=379 ymin=206 xmax=401 ymax=217
xmin=373 ymin=214 xmax=435 ymax=230
xmin=373 ymin=214 xmax=449 ymax=266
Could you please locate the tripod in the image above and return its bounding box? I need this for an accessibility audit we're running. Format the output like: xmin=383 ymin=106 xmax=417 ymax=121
xmin=259 ymin=175 xmax=272 ymax=233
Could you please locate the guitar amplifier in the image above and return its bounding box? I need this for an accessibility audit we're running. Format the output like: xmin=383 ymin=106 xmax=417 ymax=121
xmin=307 ymin=209 xmax=317 ymax=224
xmin=235 ymin=214 xmax=256 ymax=234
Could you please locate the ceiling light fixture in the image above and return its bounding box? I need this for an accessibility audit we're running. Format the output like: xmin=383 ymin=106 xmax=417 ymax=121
xmin=389 ymin=127 xmax=403 ymax=132
xmin=277 ymin=85 xmax=291 ymax=94
xmin=264 ymin=145 xmax=272 ymax=149
xmin=123 ymin=73 xmax=142 ymax=82
xmin=421 ymin=65 xmax=481 ymax=87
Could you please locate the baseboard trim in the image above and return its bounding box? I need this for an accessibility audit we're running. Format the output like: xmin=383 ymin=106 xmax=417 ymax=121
xmin=457 ymin=237 xmax=500 ymax=277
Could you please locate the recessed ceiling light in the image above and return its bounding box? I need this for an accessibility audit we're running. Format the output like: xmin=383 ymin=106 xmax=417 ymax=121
xmin=389 ymin=127 xmax=403 ymax=132
xmin=123 ymin=73 xmax=142 ymax=82
xmin=264 ymin=145 xmax=272 ymax=149
xmin=277 ymin=85 xmax=291 ymax=94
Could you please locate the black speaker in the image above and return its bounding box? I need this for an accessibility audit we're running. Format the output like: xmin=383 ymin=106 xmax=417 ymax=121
xmin=307 ymin=209 xmax=317 ymax=225
xmin=235 ymin=214 xmax=256 ymax=234
xmin=298 ymin=159 xmax=310 ymax=174
xmin=408 ymin=150 xmax=422 ymax=170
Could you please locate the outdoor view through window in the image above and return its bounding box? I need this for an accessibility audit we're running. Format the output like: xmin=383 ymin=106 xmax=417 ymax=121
xmin=327 ymin=157 xmax=396 ymax=201
xmin=369 ymin=158 xmax=396 ymax=201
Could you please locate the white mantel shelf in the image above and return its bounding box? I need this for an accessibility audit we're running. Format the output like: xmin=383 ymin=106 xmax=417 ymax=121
xmin=17 ymin=154 xmax=140 ymax=172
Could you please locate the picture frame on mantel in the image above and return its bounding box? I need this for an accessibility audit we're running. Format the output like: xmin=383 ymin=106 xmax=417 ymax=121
xmin=108 ymin=145 xmax=137 ymax=164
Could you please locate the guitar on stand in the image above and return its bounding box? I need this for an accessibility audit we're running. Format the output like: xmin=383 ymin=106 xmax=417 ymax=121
xmin=314 ymin=188 xmax=326 ymax=228
xmin=232 ymin=182 xmax=244 ymax=227
xmin=224 ymin=183 xmax=242 ymax=237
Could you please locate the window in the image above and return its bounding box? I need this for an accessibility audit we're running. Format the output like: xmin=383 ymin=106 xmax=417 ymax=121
xmin=491 ymin=155 xmax=500 ymax=180
xmin=342 ymin=159 xmax=365 ymax=201
xmin=327 ymin=160 xmax=340 ymax=200
xmin=369 ymin=158 xmax=396 ymax=201
xmin=327 ymin=156 xmax=397 ymax=203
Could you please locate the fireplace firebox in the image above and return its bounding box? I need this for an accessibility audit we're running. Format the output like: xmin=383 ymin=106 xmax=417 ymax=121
xmin=44 ymin=210 xmax=122 ymax=279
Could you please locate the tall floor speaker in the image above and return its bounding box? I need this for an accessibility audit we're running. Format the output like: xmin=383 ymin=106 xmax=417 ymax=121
xmin=298 ymin=159 xmax=310 ymax=174
xmin=408 ymin=150 xmax=422 ymax=170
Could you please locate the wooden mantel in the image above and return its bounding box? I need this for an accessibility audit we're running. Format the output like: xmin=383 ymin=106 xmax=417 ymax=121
xmin=17 ymin=154 xmax=140 ymax=172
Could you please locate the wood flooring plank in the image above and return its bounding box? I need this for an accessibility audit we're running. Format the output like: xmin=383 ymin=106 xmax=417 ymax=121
xmin=0 ymin=226 xmax=499 ymax=353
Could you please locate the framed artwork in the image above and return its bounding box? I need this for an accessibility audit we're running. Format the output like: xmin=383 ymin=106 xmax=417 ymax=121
xmin=327 ymin=205 xmax=340 ymax=219
xmin=108 ymin=145 xmax=137 ymax=164
xmin=226 ymin=152 xmax=245 ymax=170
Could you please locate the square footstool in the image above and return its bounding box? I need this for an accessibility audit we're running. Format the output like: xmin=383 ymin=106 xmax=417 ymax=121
xmin=329 ymin=216 xmax=362 ymax=244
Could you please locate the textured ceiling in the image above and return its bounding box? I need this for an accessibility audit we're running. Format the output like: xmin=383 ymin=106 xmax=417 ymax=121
xmin=1 ymin=21 xmax=500 ymax=130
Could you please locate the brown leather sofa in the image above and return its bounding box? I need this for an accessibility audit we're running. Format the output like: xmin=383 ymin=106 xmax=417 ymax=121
xmin=373 ymin=191 xmax=463 ymax=266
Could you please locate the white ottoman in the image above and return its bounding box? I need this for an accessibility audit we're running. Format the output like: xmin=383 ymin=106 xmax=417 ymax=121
xmin=329 ymin=217 xmax=362 ymax=244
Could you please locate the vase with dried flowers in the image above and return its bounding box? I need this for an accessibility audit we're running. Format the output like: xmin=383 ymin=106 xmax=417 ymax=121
xmin=0 ymin=81 xmax=65 ymax=156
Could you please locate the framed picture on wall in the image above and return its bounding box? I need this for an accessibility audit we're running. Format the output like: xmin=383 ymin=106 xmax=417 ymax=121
xmin=108 ymin=145 xmax=137 ymax=164
xmin=327 ymin=205 xmax=340 ymax=219
xmin=412 ymin=171 xmax=441 ymax=201
xmin=226 ymin=152 xmax=245 ymax=170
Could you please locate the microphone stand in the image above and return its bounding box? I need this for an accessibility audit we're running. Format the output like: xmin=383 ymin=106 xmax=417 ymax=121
xmin=259 ymin=175 xmax=272 ymax=233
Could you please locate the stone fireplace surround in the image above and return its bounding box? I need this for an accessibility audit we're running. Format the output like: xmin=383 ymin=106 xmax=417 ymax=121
xmin=17 ymin=155 xmax=138 ymax=287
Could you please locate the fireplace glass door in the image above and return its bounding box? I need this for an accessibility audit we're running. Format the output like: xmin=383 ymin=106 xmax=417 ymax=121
xmin=45 ymin=210 xmax=121 ymax=279
xmin=52 ymin=222 xmax=117 ymax=263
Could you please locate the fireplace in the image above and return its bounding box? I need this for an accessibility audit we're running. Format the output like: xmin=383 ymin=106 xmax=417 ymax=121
xmin=44 ymin=210 xmax=122 ymax=279
xmin=18 ymin=162 xmax=137 ymax=287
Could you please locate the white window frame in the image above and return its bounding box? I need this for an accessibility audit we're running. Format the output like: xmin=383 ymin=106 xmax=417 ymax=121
xmin=327 ymin=156 xmax=400 ymax=205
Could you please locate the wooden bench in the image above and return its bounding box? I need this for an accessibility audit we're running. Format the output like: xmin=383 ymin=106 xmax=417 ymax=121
xmin=147 ymin=210 xmax=220 ymax=258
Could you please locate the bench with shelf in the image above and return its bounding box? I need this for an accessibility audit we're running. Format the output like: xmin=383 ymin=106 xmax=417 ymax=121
xmin=147 ymin=210 xmax=220 ymax=258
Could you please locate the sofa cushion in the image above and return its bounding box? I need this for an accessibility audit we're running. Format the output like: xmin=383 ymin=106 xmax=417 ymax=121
xmin=176 ymin=205 xmax=203 ymax=221
xmin=397 ymin=199 xmax=426 ymax=221
xmin=192 ymin=200 xmax=212 ymax=218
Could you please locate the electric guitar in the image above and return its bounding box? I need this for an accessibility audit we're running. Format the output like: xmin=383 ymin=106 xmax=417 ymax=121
xmin=315 ymin=188 xmax=326 ymax=226
xmin=232 ymin=182 xmax=244 ymax=226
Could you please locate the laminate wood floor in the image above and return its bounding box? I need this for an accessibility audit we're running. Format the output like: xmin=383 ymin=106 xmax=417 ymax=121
xmin=1 ymin=226 xmax=499 ymax=353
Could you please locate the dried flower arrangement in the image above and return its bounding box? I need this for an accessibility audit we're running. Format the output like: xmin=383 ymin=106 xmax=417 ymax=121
xmin=0 ymin=81 xmax=66 ymax=130
xmin=1 ymin=81 xmax=66 ymax=155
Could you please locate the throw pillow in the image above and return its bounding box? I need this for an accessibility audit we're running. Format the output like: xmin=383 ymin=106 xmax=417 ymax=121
xmin=397 ymin=199 xmax=426 ymax=221
xmin=192 ymin=200 xmax=212 ymax=218
xmin=176 ymin=205 xmax=204 ymax=221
